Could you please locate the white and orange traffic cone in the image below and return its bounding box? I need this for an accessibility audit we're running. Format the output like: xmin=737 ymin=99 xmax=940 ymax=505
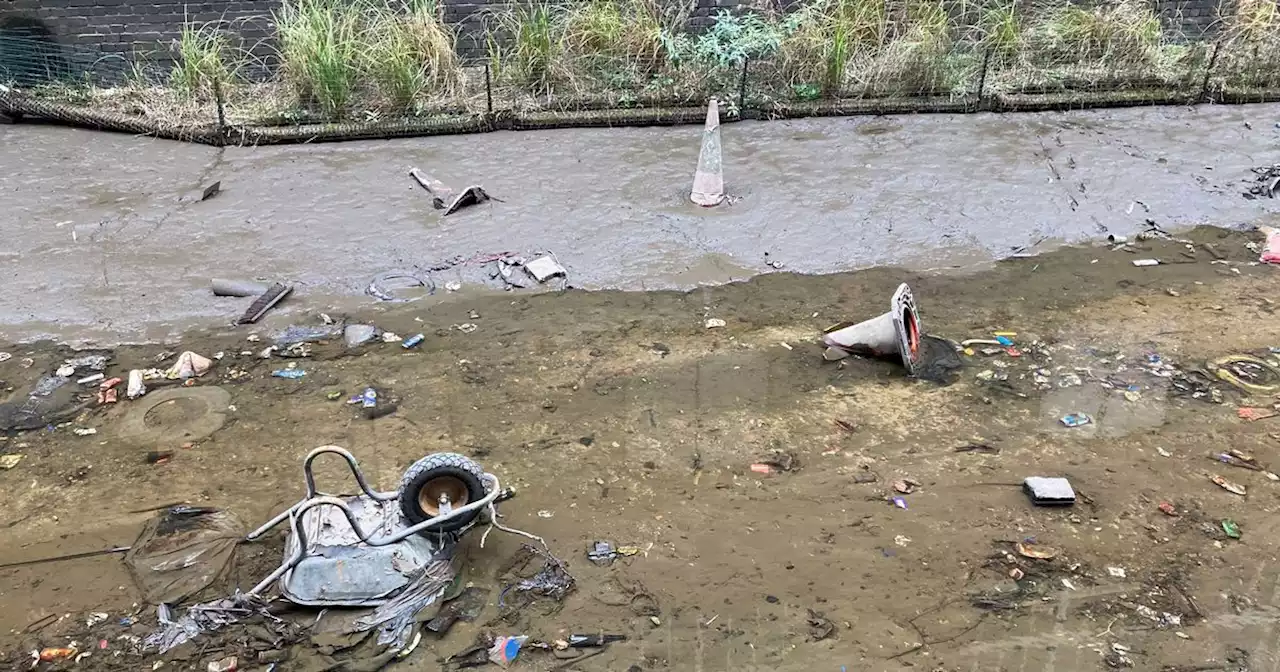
xmin=821 ymin=283 xmax=922 ymax=374
xmin=690 ymin=98 xmax=724 ymax=207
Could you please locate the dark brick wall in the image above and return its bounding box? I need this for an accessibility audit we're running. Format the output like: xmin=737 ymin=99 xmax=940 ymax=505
xmin=0 ymin=0 xmax=1235 ymax=79
xmin=0 ymin=0 xmax=279 ymax=65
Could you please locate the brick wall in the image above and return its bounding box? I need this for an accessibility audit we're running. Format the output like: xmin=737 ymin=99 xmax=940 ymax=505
xmin=0 ymin=0 xmax=1235 ymax=84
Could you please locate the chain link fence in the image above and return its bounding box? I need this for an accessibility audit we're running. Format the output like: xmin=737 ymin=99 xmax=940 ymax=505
xmin=3 ymin=22 xmax=1280 ymax=143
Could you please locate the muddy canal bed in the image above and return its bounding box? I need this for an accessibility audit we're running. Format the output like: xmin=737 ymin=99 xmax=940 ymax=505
xmin=1 ymin=229 xmax=1279 ymax=671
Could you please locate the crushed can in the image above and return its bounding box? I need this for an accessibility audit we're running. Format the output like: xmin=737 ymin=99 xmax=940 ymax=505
xmin=402 ymin=334 xmax=425 ymax=349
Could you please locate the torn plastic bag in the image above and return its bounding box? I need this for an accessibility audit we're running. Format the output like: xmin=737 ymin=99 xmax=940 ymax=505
xmin=145 ymin=594 xmax=268 ymax=653
xmin=125 ymin=506 xmax=244 ymax=605
xmin=352 ymin=554 xmax=458 ymax=649
xmin=1260 ymin=225 xmax=1280 ymax=264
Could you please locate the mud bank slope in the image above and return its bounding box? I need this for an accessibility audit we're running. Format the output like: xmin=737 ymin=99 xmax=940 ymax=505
xmin=1 ymin=228 xmax=1278 ymax=671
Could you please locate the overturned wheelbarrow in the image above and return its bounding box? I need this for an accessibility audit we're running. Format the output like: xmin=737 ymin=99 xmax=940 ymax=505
xmin=246 ymin=446 xmax=514 ymax=607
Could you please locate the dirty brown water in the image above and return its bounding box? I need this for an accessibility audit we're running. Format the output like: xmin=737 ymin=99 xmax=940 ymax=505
xmin=2 ymin=103 xmax=1278 ymax=345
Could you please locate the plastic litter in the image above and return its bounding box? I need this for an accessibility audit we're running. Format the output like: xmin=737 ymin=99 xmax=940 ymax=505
xmin=509 ymin=545 xmax=575 ymax=601
xmin=0 ymin=454 xmax=23 ymax=469
xmin=488 ymin=635 xmax=528 ymax=668
xmin=35 ymin=647 xmax=77 ymax=662
xmin=1239 ymin=407 xmax=1279 ymax=421
xmin=165 ymin=352 xmax=212 ymax=380
xmin=350 ymin=387 xmax=378 ymax=408
xmin=124 ymin=506 xmax=244 ymax=604
xmin=1223 ymin=519 xmax=1242 ymax=539
xmin=1214 ymin=449 xmax=1266 ymax=471
xmin=352 ymin=555 xmax=460 ymax=649
xmin=272 ymin=369 xmax=306 ymax=379
xmin=65 ymin=354 xmax=108 ymax=371
xmin=1132 ymin=259 xmax=1161 ymax=266
xmin=1015 ymin=542 xmax=1059 ymax=559
xmin=207 ymin=656 xmax=237 ymax=672
xmin=588 ymin=541 xmax=617 ymax=566
xmin=32 ymin=374 xmax=69 ymax=397
xmin=1260 ymin=225 xmax=1280 ymax=264
xmin=273 ymin=324 xmax=341 ymax=345
xmin=1060 ymin=413 xmax=1092 ymax=427
xmin=98 ymin=377 xmax=121 ymax=404
xmin=1210 ymin=474 xmax=1247 ymax=496
xmin=343 ymin=324 xmax=378 ymax=347
xmin=525 ymin=255 xmax=567 ymax=283
xmin=145 ymin=595 xmax=269 ymax=653
xmin=402 ymin=334 xmax=425 ymax=349
xmin=1023 ymin=477 xmax=1076 ymax=506
xmin=568 ymin=634 xmax=627 ymax=648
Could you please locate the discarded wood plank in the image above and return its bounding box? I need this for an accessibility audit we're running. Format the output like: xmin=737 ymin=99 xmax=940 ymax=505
xmin=237 ymin=283 xmax=292 ymax=324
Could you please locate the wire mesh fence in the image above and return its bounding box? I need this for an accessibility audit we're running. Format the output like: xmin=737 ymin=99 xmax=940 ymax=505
xmin=4 ymin=19 xmax=1280 ymax=143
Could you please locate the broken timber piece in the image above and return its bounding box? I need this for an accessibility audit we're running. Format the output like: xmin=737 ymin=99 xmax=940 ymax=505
xmin=180 ymin=181 xmax=222 ymax=203
xmin=409 ymin=167 xmax=491 ymax=215
xmin=689 ymin=98 xmax=725 ymax=207
xmin=237 ymin=283 xmax=293 ymax=324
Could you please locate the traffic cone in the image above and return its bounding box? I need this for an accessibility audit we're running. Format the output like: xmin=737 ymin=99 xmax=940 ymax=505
xmin=690 ymin=98 xmax=724 ymax=207
xmin=821 ymin=283 xmax=922 ymax=374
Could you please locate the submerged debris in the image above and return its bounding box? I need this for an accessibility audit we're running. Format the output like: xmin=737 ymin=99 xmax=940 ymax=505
xmin=1243 ymin=164 xmax=1280 ymax=199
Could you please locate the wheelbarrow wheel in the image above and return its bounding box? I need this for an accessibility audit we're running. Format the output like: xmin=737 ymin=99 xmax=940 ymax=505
xmin=399 ymin=453 xmax=488 ymax=533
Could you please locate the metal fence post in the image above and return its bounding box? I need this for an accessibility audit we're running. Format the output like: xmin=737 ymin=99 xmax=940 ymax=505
xmin=212 ymin=75 xmax=227 ymax=129
xmin=737 ymin=56 xmax=749 ymax=116
xmin=1200 ymin=42 xmax=1221 ymax=103
xmin=976 ymin=47 xmax=992 ymax=110
xmin=484 ymin=63 xmax=493 ymax=115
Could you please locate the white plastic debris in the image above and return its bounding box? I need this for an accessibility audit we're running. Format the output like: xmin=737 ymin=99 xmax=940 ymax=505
xmin=1132 ymin=259 xmax=1161 ymax=267
xmin=1107 ymin=566 xmax=1127 ymax=578
xmin=73 ymin=428 xmax=98 ymax=436
xmin=77 ymin=373 xmax=105 ymax=384
xmin=0 ymin=352 xmax=10 ymax=363
xmin=56 ymin=364 xmax=75 ymax=377
xmin=165 ymin=352 xmax=212 ymax=380
xmin=705 ymin=318 xmax=727 ymax=329
xmin=127 ymin=370 xmax=147 ymax=399
xmin=1023 ymin=477 xmax=1076 ymax=506
xmin=524 ymin=255 xmax=567 ymax=283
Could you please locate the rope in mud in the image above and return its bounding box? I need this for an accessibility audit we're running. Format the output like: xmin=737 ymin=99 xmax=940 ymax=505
xmin=5 ymin=84 xmax=1280 ymax=146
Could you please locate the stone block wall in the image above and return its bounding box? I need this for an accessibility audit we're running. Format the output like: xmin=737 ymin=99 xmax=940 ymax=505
xmin=0 ymin=0 xmax=1239 ymax=83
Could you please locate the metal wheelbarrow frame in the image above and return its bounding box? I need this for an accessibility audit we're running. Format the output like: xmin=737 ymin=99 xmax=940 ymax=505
xmin=245 ymin=445 xmax=506 ymax=607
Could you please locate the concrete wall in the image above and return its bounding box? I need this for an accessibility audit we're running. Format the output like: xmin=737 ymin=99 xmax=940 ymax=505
xmin=0 ymin=0 xmax=1231 ymax=83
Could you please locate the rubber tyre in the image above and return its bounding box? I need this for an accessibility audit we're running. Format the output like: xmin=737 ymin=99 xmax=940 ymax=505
xmin=399 ymin=453 xmax=489 ymax=534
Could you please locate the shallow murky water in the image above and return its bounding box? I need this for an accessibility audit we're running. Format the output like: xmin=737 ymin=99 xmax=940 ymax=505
xmin=2 ymin=103 xmax=1278 ymax=343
